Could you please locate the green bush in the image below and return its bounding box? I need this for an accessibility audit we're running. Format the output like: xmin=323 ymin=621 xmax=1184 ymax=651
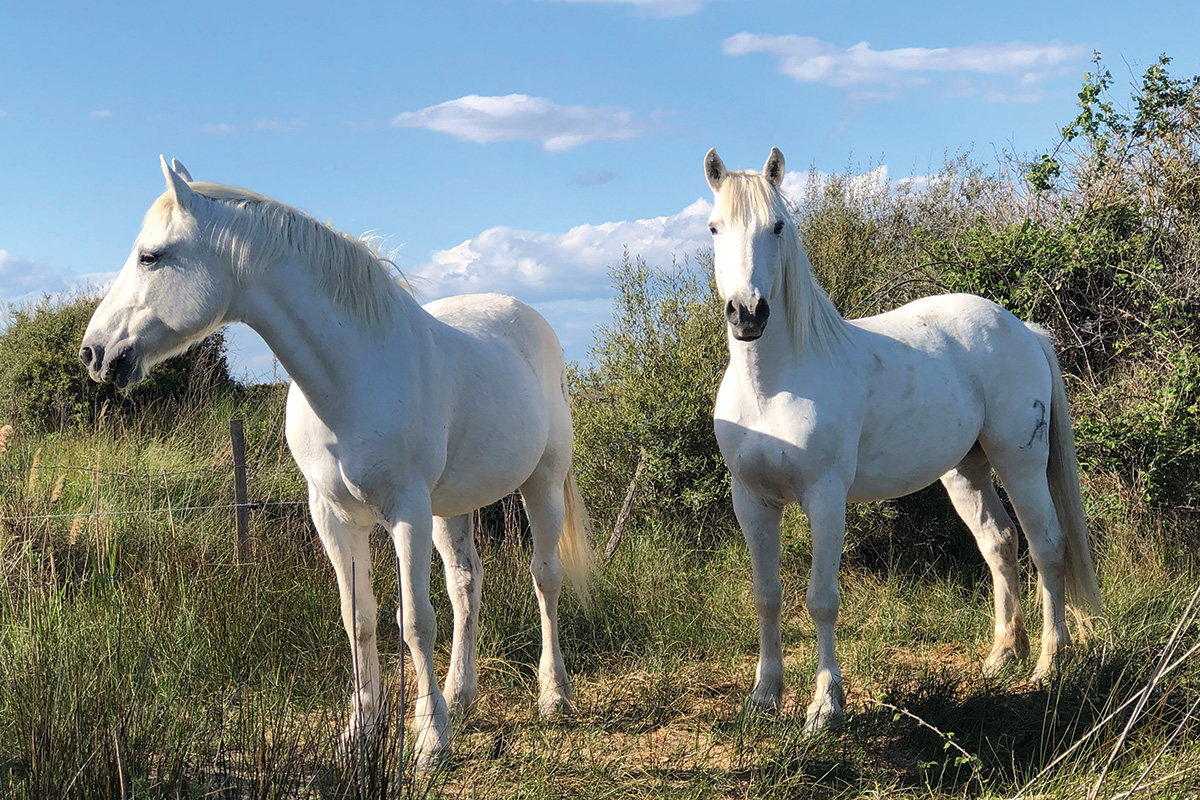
xmin=570 ymin=253 xmax=731 ymax=542
xmin=0 ymin=295 xmax=238 ymax=433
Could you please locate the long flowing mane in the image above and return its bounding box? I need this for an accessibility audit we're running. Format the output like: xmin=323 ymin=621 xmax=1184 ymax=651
xmin=717 ymin=172 xmax=848 ymax=359
xmin=147 ymin=184 xmax=407 ymax=328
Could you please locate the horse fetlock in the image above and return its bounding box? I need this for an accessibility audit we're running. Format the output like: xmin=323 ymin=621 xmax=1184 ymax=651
xmin=985 ymin=627 xmax=1031 ymax=674
xmin=444 ymin=680 xmax=479 ymax=720
xmin=1031 ymin=641 xmax=1074 ymax=682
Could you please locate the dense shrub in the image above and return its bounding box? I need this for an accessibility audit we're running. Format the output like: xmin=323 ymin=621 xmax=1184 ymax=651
xmin=0 ymin=295 xmax=238 ymax=433
xmin=569 ymin=253 xmax=730 ymax=540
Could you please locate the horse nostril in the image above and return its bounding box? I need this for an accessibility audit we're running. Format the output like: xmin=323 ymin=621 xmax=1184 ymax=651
xmin=753 ymin=298 xmax=770 ymax=325
xmin=724 ymin=300 xmax=736 ymax=320
xmin=80 ymin=345 xmax=102 ymax=370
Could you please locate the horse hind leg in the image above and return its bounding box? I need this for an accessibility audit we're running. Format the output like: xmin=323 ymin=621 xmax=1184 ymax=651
xmin=985 ymin=446 xmax=1072 ymax=681
xmin=940 ymin=447 xmax=1030 ymax=674
xmin=433 ymin=513 xmax=482 ymax=719
xmin=519 ymin=471 xmax=574 ymax=717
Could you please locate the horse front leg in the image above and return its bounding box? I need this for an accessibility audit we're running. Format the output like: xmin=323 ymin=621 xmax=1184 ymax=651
xmin=308 ymin=492 xmax=382 ymax=745
xmin=432 ymin=514 xmax=482 ymax=719
xmin=801 ymin=480 xmax=848 ymax=732
xmin=733 ymin=480 xmax=786 ymax=711
xmin=388 ymin=494 xmax=452 ymax=771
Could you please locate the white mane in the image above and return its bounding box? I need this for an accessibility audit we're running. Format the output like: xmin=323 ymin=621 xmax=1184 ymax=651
xmin=718 ymin=171 xmax=848 ymax=359
xmin=147 ymin=183 xmax=407 ymax=328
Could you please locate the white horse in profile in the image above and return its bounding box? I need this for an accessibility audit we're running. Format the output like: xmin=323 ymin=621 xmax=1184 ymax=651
xmin=80 ymin=158 xmax=591 ymax=769
xmin=704 ymin=147 xmax=1101 ymax=731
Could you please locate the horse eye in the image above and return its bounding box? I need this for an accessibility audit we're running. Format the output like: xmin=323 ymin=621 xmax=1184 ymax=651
xmin=709 ymin=225 xmax=718 ymax=235
xmin=773 ymin=220 xmax=785 ymax=235
xmin=138 ymin=251 xmax=159 ymax=267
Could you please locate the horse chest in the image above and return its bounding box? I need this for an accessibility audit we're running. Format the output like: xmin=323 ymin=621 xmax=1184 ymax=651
xmin=715 ymin=396 xmax=840 ymax=504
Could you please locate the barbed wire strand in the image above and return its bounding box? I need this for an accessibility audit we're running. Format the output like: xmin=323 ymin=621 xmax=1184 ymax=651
xmin=2 ymin=355 xmax=731 ymax=521
xmin=0 ymin=500 xmax=309 ymax=523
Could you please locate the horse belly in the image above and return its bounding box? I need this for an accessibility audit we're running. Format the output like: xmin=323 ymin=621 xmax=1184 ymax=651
xmin=847 ymin=395 xmax=982 ymax=502
xmin=429 ymin=379 xmax=550 ymax=518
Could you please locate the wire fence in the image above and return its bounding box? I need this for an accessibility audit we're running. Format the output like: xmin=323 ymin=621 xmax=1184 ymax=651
xmin=0 ymin=355 xmax=731 ymax=541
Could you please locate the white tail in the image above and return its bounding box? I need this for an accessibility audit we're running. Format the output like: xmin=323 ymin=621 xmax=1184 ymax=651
xmin=1031 ymin=326 xmax=1103 ymax=637
xmin=559 ymin=471 xmax=594 ymax=604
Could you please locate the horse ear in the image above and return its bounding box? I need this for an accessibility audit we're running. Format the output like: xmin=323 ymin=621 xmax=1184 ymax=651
xmin=170 ymin=158 xmax=194 ymax=183
xmin=160 ymin=155 xmax=203 ymax=212
xmin=763 ymin=147 xmax=785 ymax=188
xmin=704 ymin=148 xmax=727 ymax=192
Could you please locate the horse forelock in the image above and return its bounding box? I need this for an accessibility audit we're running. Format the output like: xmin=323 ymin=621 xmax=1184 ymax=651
xmin=717 ymin=172 xmax=847 ymax=360
xmin=149 ymin=183 xmax=408 ymax=329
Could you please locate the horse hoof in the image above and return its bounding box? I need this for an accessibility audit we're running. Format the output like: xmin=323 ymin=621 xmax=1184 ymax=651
xmin=445 ymin=689 xmax=479 ymax=722
xmin=744 ymin=684 xmax=782 ymax=714
xmin=804 ymin=680 xmax=845 ymax=733
xmin=983 ymin=645 xmax=1023 ymax=676
xmin=538 ymin=692 xmax=574 ymax=719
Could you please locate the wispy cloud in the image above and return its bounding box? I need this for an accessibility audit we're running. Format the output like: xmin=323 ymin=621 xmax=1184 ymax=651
xmin=722 ymin=35 xmax=1089 ymax=100
xmin=392 ymin=94 xmax=646 ymax=152
xmin=254 ymin=118 xmax=306 ymax=133
xmin=89 ymin=109 xmax=113 ymax=120
xmin=0 ymin=250 xmax=72 ymax=304
xmin=538 ymin=0 xmax=739 ymax=17
xmin=571 ymin=168 xmax=617 ymax=186
xmin=200 ymin=122 xmax=234 ymax=134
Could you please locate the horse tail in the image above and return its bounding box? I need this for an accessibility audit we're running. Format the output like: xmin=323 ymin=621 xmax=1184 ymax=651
xmin=559 ymin=471 xmax=594 ymax=605
xmin=1029 ymin=324 xmax=1102 ymax=638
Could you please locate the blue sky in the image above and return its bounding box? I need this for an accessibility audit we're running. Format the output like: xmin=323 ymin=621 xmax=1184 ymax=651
xmin=2 ymin=0 xmax=1196 ymax=380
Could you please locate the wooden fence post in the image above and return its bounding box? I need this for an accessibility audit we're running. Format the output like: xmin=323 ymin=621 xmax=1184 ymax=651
xmin=230 ymin=419 xmax=250 ymax=562
xmin=605 ymin=448 xmax=647 ymax=564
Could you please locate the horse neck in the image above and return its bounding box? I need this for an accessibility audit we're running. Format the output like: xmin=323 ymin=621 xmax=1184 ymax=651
xmin=232 ymin=255 xmax=426 ymax=412
xmin=725 ymin=321 xmax=797 ymax=392
xmin=725 ymin=295 xmax=851 ymax=391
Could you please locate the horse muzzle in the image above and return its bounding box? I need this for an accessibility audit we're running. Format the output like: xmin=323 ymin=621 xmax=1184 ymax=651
xmin=80 ymin=343 xmax=144 ymax=389
xmin=726 ymin=297 xmax=770 ymax=341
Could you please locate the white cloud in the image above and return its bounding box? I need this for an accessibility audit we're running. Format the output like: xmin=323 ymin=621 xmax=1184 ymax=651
xmin=200 ymin=122 xmax=234 ymax=134
xmin=722 ymin=35 xmax=1089 ymax=99
xmin=391 ymin=94 xmax=646 ymax=152
xmin=89 ymin=109 xmax=113 ymax=120
xmin=538 ymin=0 xmax=727 ymax=17
xmin=412 ymin=198 xmax=712 ymax=303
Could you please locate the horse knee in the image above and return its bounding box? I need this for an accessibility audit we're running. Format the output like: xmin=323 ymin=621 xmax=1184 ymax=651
xmin=755 ymin=578 xmax=783 ymax=619
xmin=806 ymin=584 xmax=839 ymax=625
xmin=398 ymin=601 xmax=437 ymax=645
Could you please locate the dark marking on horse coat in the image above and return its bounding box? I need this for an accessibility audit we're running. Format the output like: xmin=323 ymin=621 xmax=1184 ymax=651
xmin=1020 ymin=400 xmax=1047 ymax=449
